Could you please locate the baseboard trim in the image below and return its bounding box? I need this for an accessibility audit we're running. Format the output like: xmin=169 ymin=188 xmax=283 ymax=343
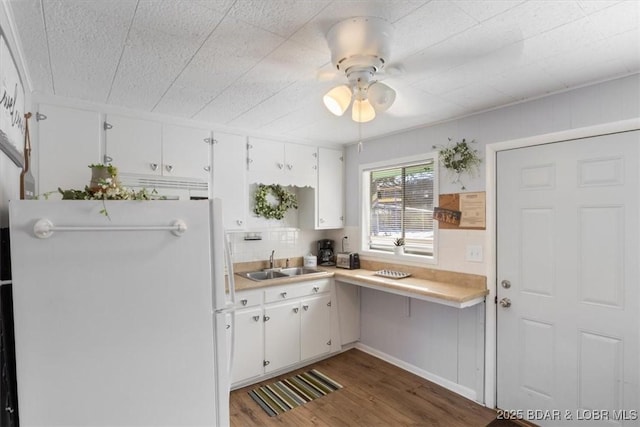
xmin=355 ymin=343 xmax=478 ymax=402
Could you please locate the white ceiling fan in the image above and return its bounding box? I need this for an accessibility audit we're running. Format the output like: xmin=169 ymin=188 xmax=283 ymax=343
xmin=322 ymin=17 xmax=399 ymax=123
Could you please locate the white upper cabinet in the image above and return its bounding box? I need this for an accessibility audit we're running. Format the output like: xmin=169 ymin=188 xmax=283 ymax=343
xmin=317 ymin=147 xmax=344 ymax=228
xmin=161 ymin=124 xmax=211 ymax=180
xmin=212 ymin=132 xmax=246 ymax=230
xmin=284 ymin=143 xmax=317 ymax=186
xmin=105 ymin=115 xmax=211 ymax=182
xmin=299 ymin=146 xmax=345 ymax=229
xmin=37 ymin=103 xmax=102 ymax=195
xmin=247 ymin=138 xmax=317 ymax=187
xmin=246 ymin=138 xmax=284 ymax=176
xmin=104 ymin=115 xmax=162 ymax=176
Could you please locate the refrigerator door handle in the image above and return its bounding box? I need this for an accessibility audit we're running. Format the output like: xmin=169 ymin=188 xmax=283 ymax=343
xmin=225 ymin=236 xmax=236 ymax=306
xmin=223 ymin=233 xmax=236 ymax=378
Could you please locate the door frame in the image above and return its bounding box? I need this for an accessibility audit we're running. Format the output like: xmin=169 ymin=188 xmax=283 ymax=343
xmin=483 ymin=117 xmax=640 ymax=409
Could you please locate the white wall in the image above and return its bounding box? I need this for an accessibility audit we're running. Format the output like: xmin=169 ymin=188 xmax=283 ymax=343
xmin=0 ymin=3 xmax=33 ymax=224
xmin=342 ymin=74 xmax=640 ymax=404
xmin=345 ymin=74 xmax=640 ymax=275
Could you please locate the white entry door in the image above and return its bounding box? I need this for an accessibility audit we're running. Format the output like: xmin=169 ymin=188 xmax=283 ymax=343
xmin=497 ymin=131 xmax=639 ymax=426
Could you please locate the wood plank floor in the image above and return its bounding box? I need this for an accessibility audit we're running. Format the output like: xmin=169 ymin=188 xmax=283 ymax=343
xmin=230 ymin=349 xmax=497 ymax=426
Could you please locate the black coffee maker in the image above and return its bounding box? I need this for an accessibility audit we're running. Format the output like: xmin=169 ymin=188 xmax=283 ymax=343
xmin=317 ymin=239 xmax=335 ymax=266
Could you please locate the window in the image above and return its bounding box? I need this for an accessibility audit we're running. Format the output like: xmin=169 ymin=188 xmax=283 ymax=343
xmin=361 ymin=155 xmax=437 ymax=258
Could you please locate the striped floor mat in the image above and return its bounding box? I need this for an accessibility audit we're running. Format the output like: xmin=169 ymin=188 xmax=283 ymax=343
xmin=248 ymin=369 xmax=343 ymax=417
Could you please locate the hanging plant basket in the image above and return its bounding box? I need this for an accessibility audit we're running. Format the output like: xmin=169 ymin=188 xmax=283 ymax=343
xmin=434 ymin=138 xmax=482 ymax=190
xmin=253 ymin=184 xmax=298 ymax=220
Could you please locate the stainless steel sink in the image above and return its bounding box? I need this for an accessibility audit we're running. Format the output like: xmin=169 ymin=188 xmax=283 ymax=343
xmin=243 ymin=270 xmax=288 ymax=281
xmin=280 ymin=267 xmax=323 ymax=276
xmin=239 ymin=267 xmax=323 ymax=281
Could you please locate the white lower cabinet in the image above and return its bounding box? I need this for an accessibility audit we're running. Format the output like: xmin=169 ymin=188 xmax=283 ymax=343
xmin=231 ymin=279 xmax=335 ymax=387
xmin=300 ymin=294 xmax=332 ymax=360
xmin=264 ymin=301 xmax=301 ymax=373
xmin=231 ymin=307 xmax=264 ymax=383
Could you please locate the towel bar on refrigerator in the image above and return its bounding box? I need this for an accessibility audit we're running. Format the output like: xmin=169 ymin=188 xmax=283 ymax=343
xmin=32 ymin=219 xmax=188 ymax=239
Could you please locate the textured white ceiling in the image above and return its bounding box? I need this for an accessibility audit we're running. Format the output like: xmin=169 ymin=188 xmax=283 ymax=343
xmin=7 ymin=0 xmax=640 ymax=144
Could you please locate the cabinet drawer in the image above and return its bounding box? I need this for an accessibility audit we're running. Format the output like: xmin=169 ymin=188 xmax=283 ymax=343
xmin=264 ymin=279 xmax=331 ymax=303
xmin=235 ymin=289 xmax=263 ymax=308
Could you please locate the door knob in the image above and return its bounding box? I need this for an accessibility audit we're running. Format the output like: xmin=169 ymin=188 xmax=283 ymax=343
xmin=499 ymin=297 xmax=511 ymax=308
xmin=501 ymin=280 xmax=511 ymax=289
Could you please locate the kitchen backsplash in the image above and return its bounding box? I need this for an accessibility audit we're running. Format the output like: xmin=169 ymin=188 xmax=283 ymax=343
xmin=226 ymin=229 xmax=329 ymax=263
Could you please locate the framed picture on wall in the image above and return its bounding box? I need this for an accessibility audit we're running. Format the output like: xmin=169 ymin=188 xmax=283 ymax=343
xmin=0 ymin=31 xmax=25 ymax=155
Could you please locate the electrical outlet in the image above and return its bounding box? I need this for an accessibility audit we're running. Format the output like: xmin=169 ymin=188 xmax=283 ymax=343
xmin=465 ymin=245 xmax=483 ymax=262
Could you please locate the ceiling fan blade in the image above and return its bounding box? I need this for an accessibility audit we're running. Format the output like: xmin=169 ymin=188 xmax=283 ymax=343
xmin=316 ymin=67 xmax=342 ymax=82
xmin=383 ymin=62 xmax=405 ymax=76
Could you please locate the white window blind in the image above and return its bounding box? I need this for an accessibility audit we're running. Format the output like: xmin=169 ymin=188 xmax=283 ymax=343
xmin=368 ymin=160 xmax=435 ymax=255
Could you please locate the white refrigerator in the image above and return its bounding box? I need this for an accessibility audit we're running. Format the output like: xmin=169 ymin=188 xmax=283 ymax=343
xmin=9 ymin=199 xmax=234 ymax=426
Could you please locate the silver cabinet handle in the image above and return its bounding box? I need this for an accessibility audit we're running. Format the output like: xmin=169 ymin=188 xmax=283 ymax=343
xmin=226 ymin=324 xmax=231 ymax=329
xmin=150 ymin=163 xmax=158 ymax=171
xmin=280 ymin=292 xmax=287 ymax=298
xmin=499 ymin=298 xmax=511 ymax=308
xmin=263 ymin=315 xmax=270 ymax=321
xmin=165 ymin=165 xmax=174 ymax=173
xmin=203 ymin=165 xmax=211 ymax=172
xmin=277 ymin=163 xmax=284 ymax=169
xmin=236 ymin=219 xmax=243 ymax=226
xmin=252 ymin=315 xmax=260 ymax=322
xmin=320 ymin=218 xmax=325 ymax=223
xmin=303 ymin=304 xmax=309 ymax=311
xmin=313 ymin=286 xmax=320 ymax=293
xmin=286 ymin=164 xmax=293 ymax=170
xmin=104 ymin=155 xmax=113 ymax=163
xmin=326 ymin=339 xmax=331 ymax=346
xmin=263 ymin=360 xmax=270 ymax=366
xmin=240 ymin=299 xmax=248 ymax=306
xmin=293 ymin=307 xmax=299 ymax=313
xmin=203 ymin=137 xmax=212 ymax=144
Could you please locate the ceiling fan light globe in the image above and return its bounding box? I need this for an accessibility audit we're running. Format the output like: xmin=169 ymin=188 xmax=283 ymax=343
xmin=352 ymin=99 xmax=376 ymax=123
xmin=323 ymin=85 xmax=352 ymax=116
xmin=368 ymin=81 xmax=396 ymax=112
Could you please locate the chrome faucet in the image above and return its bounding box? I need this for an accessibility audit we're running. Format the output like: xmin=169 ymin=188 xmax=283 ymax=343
xmin=269 ymin=250 xmax=275 ymax=269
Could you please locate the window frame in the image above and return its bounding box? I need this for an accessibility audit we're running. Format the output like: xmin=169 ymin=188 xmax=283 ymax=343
xmin=359 ymin=152 xmax=439 ymax=264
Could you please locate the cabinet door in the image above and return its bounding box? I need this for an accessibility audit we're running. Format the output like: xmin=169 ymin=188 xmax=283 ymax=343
xmin=105 ymin=115 xmax=162 ymax=175
xmin=37 ymin=104 xmax=102 ymax=196
xmin=162 ymin=124 xmax=210 ymax=180
xmin=284 ymin=143 xmax=317 ymax=187
xmin=300 ymin=294 xmax=332 ymax=360
xmin=264 ymin=301 xmax=300 ymax=373
xmin=247 ymin=138 xmax=284 ymax=176
xmin=317 ymin=147 xmax=344 ymax=229
xmin=231 ymin=308 xmax=264 ymax=384
xmin=213 ymin=132 xmax=246 ymax=230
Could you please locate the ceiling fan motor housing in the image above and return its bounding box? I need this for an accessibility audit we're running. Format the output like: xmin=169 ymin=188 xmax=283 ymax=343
xmin=327 ymin=16 xmax=393 ymax=76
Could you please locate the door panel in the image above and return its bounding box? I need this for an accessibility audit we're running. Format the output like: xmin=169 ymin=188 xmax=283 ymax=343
xmin=264 ymin=301 xmax=300 ymax=373
xmin=497 ymin=131 xmax=639 ymax=426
